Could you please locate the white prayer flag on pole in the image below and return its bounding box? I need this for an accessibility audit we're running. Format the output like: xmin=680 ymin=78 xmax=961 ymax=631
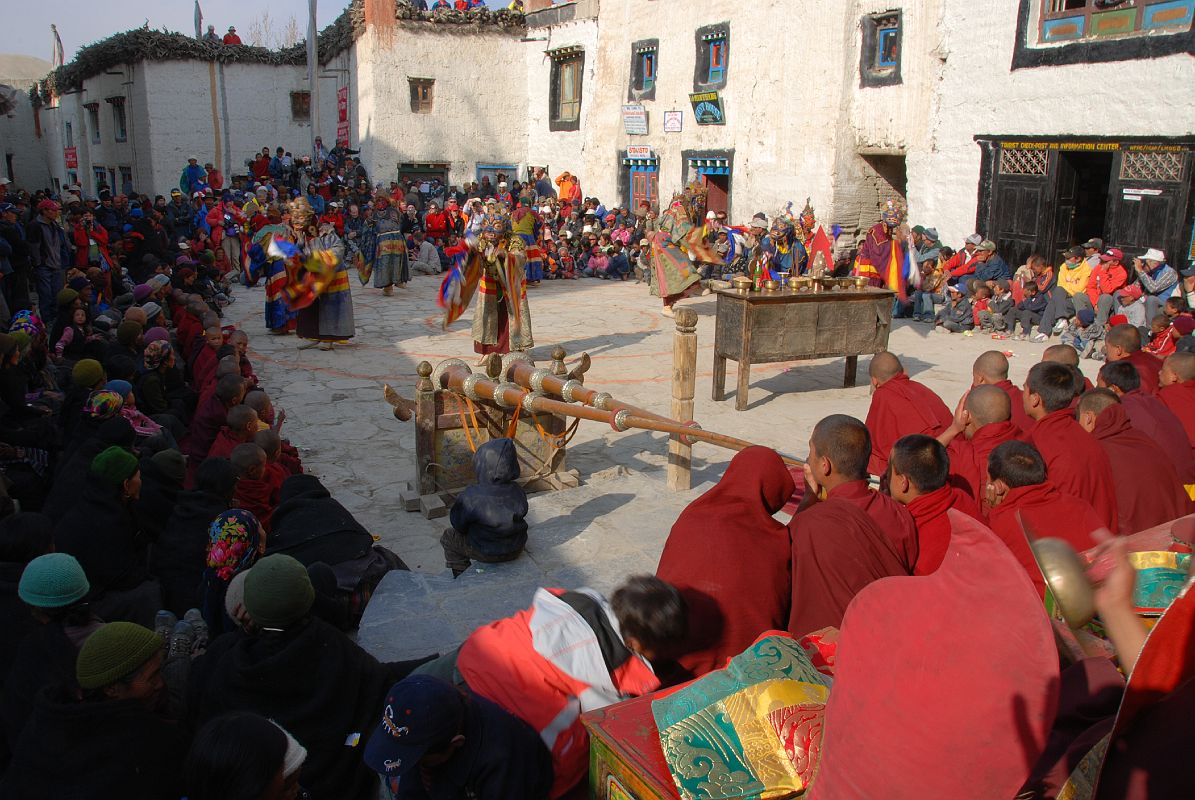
xmin=51 ymin=24 xmax=64 ymax=68
xmin=194 ymin=1 xmax=204 ymax=39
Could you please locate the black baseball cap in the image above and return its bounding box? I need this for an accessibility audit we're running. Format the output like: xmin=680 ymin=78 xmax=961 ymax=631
xmin=363 ymin=676 xmax=465 ymax=779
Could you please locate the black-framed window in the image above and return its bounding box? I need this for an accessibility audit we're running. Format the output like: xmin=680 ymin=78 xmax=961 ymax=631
xmin=860 ymin=11 xmax=902 ymax=88
xmin=629 ymin=39 xmax=659 ymax=101
xmin=549 ymin=47 xmax=584 ymax=132
xmin=409 ymin=78 xmax=434 ymax=113
xmin=85 ymin=103 xmax=100 ymax=143
xmin=107 ymin=97 xmax=127 ymax=143
xmin=1014 ymin=0 xmax=1195 ymax=69
xmin=290 ymin=91 xmax=311 ymax=122
xmin=693 ymin=23 xmax=730 ymax=91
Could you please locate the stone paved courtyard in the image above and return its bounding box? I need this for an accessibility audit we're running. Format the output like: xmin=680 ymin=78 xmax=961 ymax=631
xmin=226 ymin=275 xmax=1103 ymax=659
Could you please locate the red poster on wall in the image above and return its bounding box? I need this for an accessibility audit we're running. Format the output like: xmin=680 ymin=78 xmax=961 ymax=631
xmin=64 ymin=146 xmax=77 ymax=168
xmin=336 ymin=86 xmax=349 ymax=147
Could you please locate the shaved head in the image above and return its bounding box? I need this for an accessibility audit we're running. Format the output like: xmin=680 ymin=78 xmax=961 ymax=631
xmin=1107 ymin=324 xmax=1142 ymax=354
xmin=809 ymin=414 xmax=871 ymax=481
xmin=973 ymin=350 xmax=1010 ymax=383
xmin=1077 ymin=387 xmax=1120 ymax=419
xmin=1163 ymin=352 xmax=1195 ymax=383
xmin=1042 ymin=344 xmax=1080 ymax=367
xmin=890 ymin=434 xmax=950 ymax=493
xmin=966 ymin=384 xmax=1012 ymax=426
xmin=869 ymin=351 xmax=904 ymax=383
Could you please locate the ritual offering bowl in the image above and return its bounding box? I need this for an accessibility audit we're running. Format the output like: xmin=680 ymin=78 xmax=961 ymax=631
xmin=786 ymin=275 xmax=803 ymax=290
xmin=1032 ymin=537 xmax=1095 ymax=629
xmin=822 ymin=277 xmax=840 ymax=292
xmin=854 ymin=276 xmax=869 ymax=289
xmin=762 ymin=279 xmax=779 ymax=292
xmin=838 ymin=278 xmax=856 ymax=290
xmin=732 ymin=276 xmax=753 ymax=293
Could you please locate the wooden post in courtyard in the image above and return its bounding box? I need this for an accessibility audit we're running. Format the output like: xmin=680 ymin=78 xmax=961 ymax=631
xmin=668 ymin=308 xmax=698 ymax=491
xmin=415 ymin=361 xmax=437 ymax=496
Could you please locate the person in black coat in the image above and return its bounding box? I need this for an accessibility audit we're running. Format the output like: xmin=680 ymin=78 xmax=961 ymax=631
xmin=151 ymin=457 xmax=236 ymax=615
xmin=440 ymin=437 xmax=528 ymax=576
xmin=44 ymin=415 xmax=135 ymax=521
xmin=54 ymin=446 xmax=160 ymax=626
xmin=134 ymin=448 xmax=185 ymax=545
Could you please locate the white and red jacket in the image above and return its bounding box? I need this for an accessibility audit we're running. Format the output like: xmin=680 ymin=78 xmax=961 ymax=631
xmin=457 ymin=587 xmax=660 ymax=798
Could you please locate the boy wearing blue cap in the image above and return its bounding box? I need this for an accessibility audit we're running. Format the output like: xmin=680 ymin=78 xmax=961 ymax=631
xmin=364 ymin=674 xmax=552 ymax=799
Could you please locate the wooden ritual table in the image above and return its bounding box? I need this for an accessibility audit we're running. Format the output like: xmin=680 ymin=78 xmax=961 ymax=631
xmin=712 ymin=286 xmax=895 ymax=410
xmin=582 ymin=692 xmax=680 ymax=800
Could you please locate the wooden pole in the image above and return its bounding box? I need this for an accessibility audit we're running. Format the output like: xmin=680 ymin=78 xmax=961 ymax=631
xmin=414 ymin=361 xmax=437 ymax=496
xmin=668 ymin=307 xmax=698 ymax=490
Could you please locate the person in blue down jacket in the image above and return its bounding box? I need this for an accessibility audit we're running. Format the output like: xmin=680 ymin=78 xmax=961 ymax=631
xmin=440 ymin=438 xmax=529 ymax=577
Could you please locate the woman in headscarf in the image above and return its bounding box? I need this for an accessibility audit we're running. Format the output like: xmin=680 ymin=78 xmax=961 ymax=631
xmin=370 ymin=196 xmax=408 ymax=296
xmin=58 ymin=388 xmax=124 ymax=470
xmin=153 ymin=457 xmax=238 ymax=616
xmin=655 ymin=446 xmax=795 ymax=680
xmin=53 ymin=445 xmax=161 ymax=626
xmin=135 ymin=339 xmax=178 ymax=418
xmin=198 ymin=508 xmax=265 ymax=637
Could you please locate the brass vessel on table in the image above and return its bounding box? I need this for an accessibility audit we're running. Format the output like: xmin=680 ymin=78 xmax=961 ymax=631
xmin=732 ymin=276 xmax=753 ymax=294
xmin=762 ymin=279 xmax=779 ymax=292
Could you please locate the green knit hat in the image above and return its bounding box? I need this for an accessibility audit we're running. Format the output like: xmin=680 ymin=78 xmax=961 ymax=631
xmin=72 ymin=358 xmax=105 ymax=389
xmin=56 ymin=287 xmax=79 ymax=307
xmin=18 ymin=553 xmax=90 ymax=608
xmin=76 ymin=622 xmax=163 ymax=690
xmin=244 ymin=554 xmax=314 ymax=629
xmin=90 ymin=446 xmax=139 ymax=485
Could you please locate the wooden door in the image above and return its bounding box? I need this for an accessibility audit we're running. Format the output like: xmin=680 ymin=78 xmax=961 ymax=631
xmin=992 ymin=177 xmax=1050 ymax=270
xmin=1052 ymin=152 xmax=1078 ymax=254
xmin=705 ymin=174 xmax=729 ymax=215
xmin=1107 ymin=150 xmax=1193 ymax=265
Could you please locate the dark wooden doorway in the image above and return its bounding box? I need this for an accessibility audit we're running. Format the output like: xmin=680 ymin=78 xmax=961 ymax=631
xmin=704 ymin=173 xmax=729 ymax=215
xmin=1052 ymin=151 xmax=1113 ymax=253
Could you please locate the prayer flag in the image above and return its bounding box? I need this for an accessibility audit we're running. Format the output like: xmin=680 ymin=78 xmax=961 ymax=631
xmin=194 ymin=2 xmax=203 ymax=39
xmin=50 ymin=25 xmax=64 ymax=68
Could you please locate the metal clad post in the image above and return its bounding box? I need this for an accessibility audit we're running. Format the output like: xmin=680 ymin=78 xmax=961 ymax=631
xmin=668 ymin=307 xmax=698 ymax=491
xmin=415 ymin=361 xmax=437 ymax=496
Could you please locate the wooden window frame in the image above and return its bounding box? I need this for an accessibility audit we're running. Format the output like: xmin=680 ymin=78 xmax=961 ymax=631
xmin=290 ymin=91 xmax=311 ymax=123
xmin=85 ymin=103 xmax=100 ymax=144
xmin=693 ymin=24 xmax=730 ymax=91
xmin=107 ymin=97 xmax=127 ymax=143
xmin=860 ymin=11 xmax=902 ymax=88
xmin=628 ymin=39 xmax=659 ymax=101
xmin=409 ymin=78 xmax=435 ymax=114
xmin=549 ymin=48 xmax=584 ymax=132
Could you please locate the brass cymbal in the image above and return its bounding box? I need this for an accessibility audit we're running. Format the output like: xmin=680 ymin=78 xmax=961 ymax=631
xmin=1031 ymin=537 xmax=1095 ymax=629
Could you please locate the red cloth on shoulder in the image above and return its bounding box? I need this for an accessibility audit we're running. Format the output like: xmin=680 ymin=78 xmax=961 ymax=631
xmin=865 ymin=373 xmax=952 ymax=477
xmin=787 ymin=498 xmax=908 ymax=638
xmin=987 ymin=482 xmax=1104 ymax=598
xmin=656 ymin=447 xmax=795 ymax=679
xmin=206 ymin=427 xmax=243 ymax=462
xmin=906 ymin=485 xmax=983 ymax=576
xmin=277 ymin=441 xmax=303 ymax=475
xmin=1125 ymin=350 xmax=1163 ymax=395
xmin=1028 ymin=407 xmax=1119 ymax=532
xmin=1160 ymin=380 xmax=1195 ymax=459
xmin=810 ymin=512 xmax=1059 ymax=800
xmin=994 ymin=378 xmax=1035 ymax=432
xmin=825 ymin=480 xmax=918 ymax=573
xmin=946 ymin=420 xmax=1024 ymax=512
xmin=191 ymin=344 xmax=218 ymax=393
xmin=1089 ymin=404 xmax=1192 ymax=534
xmin=1119 ymin=389 xmax=1195 ymax=482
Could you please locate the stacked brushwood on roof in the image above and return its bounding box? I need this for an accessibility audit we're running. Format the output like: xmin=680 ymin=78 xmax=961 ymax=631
xmin=29 ymin=0 xmax=525 ymax=108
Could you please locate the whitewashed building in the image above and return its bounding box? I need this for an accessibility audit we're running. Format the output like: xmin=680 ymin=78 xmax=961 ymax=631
xmin=5 ymin=0 xmax=1195 ymax=264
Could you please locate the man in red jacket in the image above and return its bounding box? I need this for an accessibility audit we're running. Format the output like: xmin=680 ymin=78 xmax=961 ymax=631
xmin=1074 ymin=247 xmax=1128 ymax=325
xmin=985 ymin=440 xmax=1106 ymax=598
xmin=423 ymin=201 xmax=449 ymax=244
xmin=864 ymin=351 xmax=953 ymax=477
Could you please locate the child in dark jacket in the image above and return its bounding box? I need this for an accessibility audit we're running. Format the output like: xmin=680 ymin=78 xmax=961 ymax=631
xmin=1012 ymin=282 xmax=1049 ymax=340
xmin=441 ymin=438 xmax=528 ymax=576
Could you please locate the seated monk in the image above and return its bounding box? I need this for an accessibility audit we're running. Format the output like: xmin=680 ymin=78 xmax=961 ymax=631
xmin=1104 ymin=322 xmax=1163 ymax=395
xmin=798 ymin=414 xmax=918 ymax=572
xmin=1160 ymin=351 xmax=1195 ymax=458
xmin=195 ymin=356 xmax=240 ymax=411
xmin=788 ymin=474 xmax=907 ymax=638
xmin=864 ymin=351 xmax=952 ymax=477
xmin=191 ymin=325 xmax=224 ymax=394
xmin=1076 ymin=389 xmax=1192 ymax=534
xmin=970 ymin=350 xmax=1034 ymax=431
xmin=231 ymin=443 xmax=279 ymax=532
xmin=206 ymin=405 xmax=260 ymax=462
xmin=937 ymin=384 xmax=1023 ymax=513
xmin=986 ymin=440 xmax=1106 ymax=598
xmin=887 ymin=434 xmax=983 ymax=576
xmin=245 ymin=389 xmax=303 ymax=475
xmin=1098 ymin=360 xmax=1195 ymax=483
xmin=182 ymin=373 xmax=246 ymax=467
xmin=255 ymin=429 xmax=292 ymax=491
xmin=655 ymin=446 xmax=794 ymax=679
xmin=1042 ymin=343 xmax=1095 ymax=394
xmin=1024 ymin=361 xmax=1119 ymax=532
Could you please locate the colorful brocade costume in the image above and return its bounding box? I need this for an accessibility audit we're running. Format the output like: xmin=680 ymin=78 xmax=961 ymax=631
xmin=254 ymin=221 xmax=296 ymax=332
xmin=439 ymin=214 xmax=534 ymax=355
xmin=854 ymin=201 xmax=907 ymax=296
xmin=649 ymin=201 xmax=705 ymax=304
xmin=296 ymin=228 xmax=355 ymax=342
xmin=510 ymin=206 xmax=544 ymax=284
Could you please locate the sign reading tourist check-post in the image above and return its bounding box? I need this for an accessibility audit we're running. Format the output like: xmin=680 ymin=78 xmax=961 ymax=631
xmin=689 ymin=92 xmax=725 ymax=125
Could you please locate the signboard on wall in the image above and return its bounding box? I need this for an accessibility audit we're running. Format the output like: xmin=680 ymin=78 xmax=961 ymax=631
xmin=663 ymin=110 xmax=683 ymax=133
xmin=626 ymin=145 xmax=653 ymax=158
xmin=336 ymin=86 xmax=350 ymax=147
xmin=63 ymin=146 xmax=77 ymax=169
xmin=688 ymin=92 xmax=725 ymax=125
xmin=622 ymin=104 xmax=648 ymax=135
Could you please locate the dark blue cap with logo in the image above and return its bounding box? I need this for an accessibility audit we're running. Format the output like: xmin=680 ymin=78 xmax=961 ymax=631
xmin=363 ymin=675 xmax=465 ymax=779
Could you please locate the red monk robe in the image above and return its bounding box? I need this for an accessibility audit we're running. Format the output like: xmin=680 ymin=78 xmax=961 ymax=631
xmin=947 ymin=420 xmax=1023 ymax=513
xmin=1028 ymin=408 xmax=1119 ymax=532
xmin=1120 ymin=389 xmax=1195 ymax=482
xmin=825 ymin=480 xmax=919 ymax=573
xmin=176 ymin=313 xmax=203 ymax=363
xmin=906 ymin=485 xmax=984 ymax=576
xmin=233 ymin=474 xmax=280 ymax=532
xmin=1126 ymin=350 xmax=1163 ymax=395
xmin=994 ymin=379 xmax=1035 ymax=432
xmin=191 ymin=344 xmax=218 ymax=394
xmin=1089 ymin=404 xmax=1192 ymax=534
xmin=987 ymin=483 xmax=1105 ymax=598
xmin=788 ymin=498 xmax=908 ymax=637
xmin=1160 ymin=380 xmax=1195 ymax=459
xmin=810 ymin=512 xmax=1058 ymax=800
xmin=206 ymin=426 xmax=246 ymax=462
xmin=865 ymin=373 xmax=952 ymax=476
xmin=656 ymin=447 xmax=794 ymax=678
